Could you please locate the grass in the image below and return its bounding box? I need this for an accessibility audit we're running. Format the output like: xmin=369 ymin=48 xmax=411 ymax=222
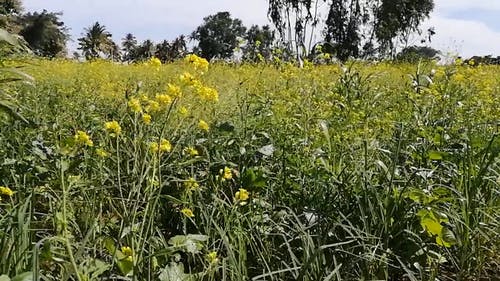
xmin=0 ymin=56 xmax=499 ymax=281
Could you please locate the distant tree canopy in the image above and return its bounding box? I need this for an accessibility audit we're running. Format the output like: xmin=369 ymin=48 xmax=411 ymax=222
xmin=19 ymin=10 xmax=69 ymax=57
xmin=396 ymin=45 xmax=440 ymax=62
xmin=242 ymin=25 xmax=275 ymax=62
xmin=268 ymin=0 xmax=435 ymax=61
xmin=0 ymin=0 xmax=22 ymax=30
xmin=191 ymin=11 xmax=246 ymax=60
xmin=78 ymin=22 xmax=116 ymax=60
xmin=0 ymin=0 xmax=22 ymax=15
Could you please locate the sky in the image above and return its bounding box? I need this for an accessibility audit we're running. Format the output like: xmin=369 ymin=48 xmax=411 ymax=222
xmin=22 ymin=0 xmax=500 ymax=58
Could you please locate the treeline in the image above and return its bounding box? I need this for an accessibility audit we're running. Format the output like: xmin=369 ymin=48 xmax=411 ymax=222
xmin=2 ymin=0 xmax=499 ymax=64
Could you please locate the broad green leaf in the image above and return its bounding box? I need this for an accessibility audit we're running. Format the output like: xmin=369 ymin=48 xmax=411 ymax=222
xmin=420 ymin=216 xmax=442 ymax=236
xmin=428 ymin=151 xmax=443 ymax=160
xmin=0 ymin=275 xmax=11 ymax=281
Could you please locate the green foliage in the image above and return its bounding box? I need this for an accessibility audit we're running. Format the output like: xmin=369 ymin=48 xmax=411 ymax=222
xmin=191 ymin=11 xmax=246 ymax=60
xmin=0 ymin=56 xmax=499 ymax=280
xmin=18 ymin=10 xmax=69 ymax=57
xmin=77 ymin=22 xmax=116 ymax=60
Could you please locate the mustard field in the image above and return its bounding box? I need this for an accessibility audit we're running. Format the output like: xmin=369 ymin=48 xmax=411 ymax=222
xmin=0 ymin=56 xmax=499 ymax=280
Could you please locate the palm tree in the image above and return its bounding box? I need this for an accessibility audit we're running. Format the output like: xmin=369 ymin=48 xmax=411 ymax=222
xmin=77 ymin=22 xmax=114 ymax=60
xmin=121 ymin=33 xmax=137 ymax=62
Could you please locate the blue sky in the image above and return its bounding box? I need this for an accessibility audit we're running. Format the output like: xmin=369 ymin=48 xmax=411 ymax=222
xmin=22 ymin=0 xmax=500 ymax=57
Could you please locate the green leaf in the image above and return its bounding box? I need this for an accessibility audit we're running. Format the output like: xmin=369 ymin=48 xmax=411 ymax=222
xmin=438 ymin=227 xmax=457 ymax=248
xmin=0 ymin=275 xmax=11 ymax=281
xmin=428 ymin=150 xmax=443 ymax=160
xmin=421 ymin=217 xmax=442 ymax=236
xmin=117 ymin=258 xmax=133 ymax=276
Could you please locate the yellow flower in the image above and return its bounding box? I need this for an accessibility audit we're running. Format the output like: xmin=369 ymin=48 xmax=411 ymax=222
xmin=155 ymin=94 xmax=172 ymax=105
xmin=167 ymin=83 xmax=182 ymax=98
xmin=185 ymin=146 xmax=199 ymax=157
xmin=0 ymin=186 xmax=14 ymax=197
xmin=159 ymin=139 xmax=172 ymax=152
xmin=198 ymin=119 xmax=209 ymax=132
xmin=146 ymin=100 xmax=161 ymax=113
xmin=220 ymin=167 xmax=232 ymax=180
xmin=207 ymin=251 xmax=218 ymax=264
xmin=121 ymin=246 xmax=133 ymax=257
xmin=184 ymin=177 xmax=199 ymax=190
xmin=74 ymin=130 xmax=93 ymax=147
xmin=128 ymin=98 xmax=142 ymax=113
xmin=196 ymin=86 xmax=219 ymax=102
xmin=104 ymin=121 xmax=122 ymax=136
xmin=181 ymin=208 xmax=194 ymax=218
xmin=149 ymin=142 xmax=159 ymax=154
xmin=184 ymin=54 xmax=209 ymax=72
xmin=179 ymin=72 xmax=198 ymax=86
xmin=149 ymin=57 xmax=161 ymax=69
xmin=178 ymin=106 xmax=189 ymax=117
xmin=234 ymin=188 xmax=249 ymax=202
xmin=142 ymin=113 xmax=152 ymax=125
xmin=96 ymin=148 xmax=109 ymax=158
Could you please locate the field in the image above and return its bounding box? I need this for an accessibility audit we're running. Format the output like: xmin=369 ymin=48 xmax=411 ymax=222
xmin=0 ymin=56 xmax=499 ymax=280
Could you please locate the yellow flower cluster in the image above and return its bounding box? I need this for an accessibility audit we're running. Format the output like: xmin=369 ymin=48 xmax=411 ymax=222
xmin=181 ymin=208 xmax=194 ymax=218
xmin=0 ymin=186 xmax=14 ymax=197
xmin=149 ymin=139 xmax=172 ymax=154
xmin=74 ymin=130 xmax=93 ymax=147
xmin=195 ymin=85 xmax=219 ymax=102
xmin=220 ymin=167 xmax=232 ymax=180
xmin=207 ymin=251 xmax=218 ymax=264
xmin=180 ymin=72 xmax=198 ymax=86
xmin=184 ymin=177 xmax=199 ymax=190
xmin=167 ymin=83 xmax=182 ymax=98
xmin=185 ymin=54 xmax=209 ymax=72
xmin=155 ymin=94 xmax=172 ymax=105
xmin=198 ymin=119 xmax=209 ymax=132
xmin=128 ymin=98 xmax=142 ymax=113
xmin=142 ymin=113 xmax=152 ymax=125
xmin=121 ymin=246 xmax=133 ymax=262
xmin=96 ymin=148 xmax=109 ymax=158
xmin=185 ymin=146 xmax=199 ymax=157
xmin=104 ymin=121 xmax=122 ymax=136
xmin=234 ymin=188 xmax=249 ymax=202
xmin=149 ymin=57 xmax=162 ymax=70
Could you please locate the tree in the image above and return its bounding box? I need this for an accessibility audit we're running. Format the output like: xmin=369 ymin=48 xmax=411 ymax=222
xmin=191 ymin=11 xmax=246 ymax=60
xmin=396 ymin=45 xmax=440 ymax=62
xmin=77 ymin=22 xmax=115 ymax=60
xmin=134 ymin=39 xmax=155 ymax=61
xmin=121 ymin=33 xmax=137 ymax=62
xmin=19 ymin=10 xmax=69 ymax=57
xmin=374 ymin=0 xmax=434 ymax=56
xmin=0 ymin=0 xmax=22 ymax=30
xmin=0 ymin=0 xmax=22 ymax=15
xmin=268 ymin=0 xmax=435 ymax=61
xmin=155 ymin=35 xmax=186 ymax=63
xmin=242 ymin=25 xmax=275 ymax=62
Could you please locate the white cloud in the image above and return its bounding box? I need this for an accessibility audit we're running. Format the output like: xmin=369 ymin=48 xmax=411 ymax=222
xmin=434 ymin=0 xmax=500 ymax=12
xmin=424 ymin=15 xmax=500 ymax=57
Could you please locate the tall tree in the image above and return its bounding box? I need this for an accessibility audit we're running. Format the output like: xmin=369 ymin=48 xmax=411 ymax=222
xmin=77 ymin=22 xmax=114 ymax=60
xmin=121 ymin=33 xmax=137 ymax=62
xmin=134 ymin=39 xmax=155 ymax=61
xmin=155 ymin=35 xmax=186 ymax=63
xmin=267 ymin=0 xmax=322 ymax=59
xmin=19 ymin=10 xmax=69 ymax=57
xmin=191 ymin=11 xmax=246 ymax=60
xmin=268 ymin=0 xmax=435 ymax=61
